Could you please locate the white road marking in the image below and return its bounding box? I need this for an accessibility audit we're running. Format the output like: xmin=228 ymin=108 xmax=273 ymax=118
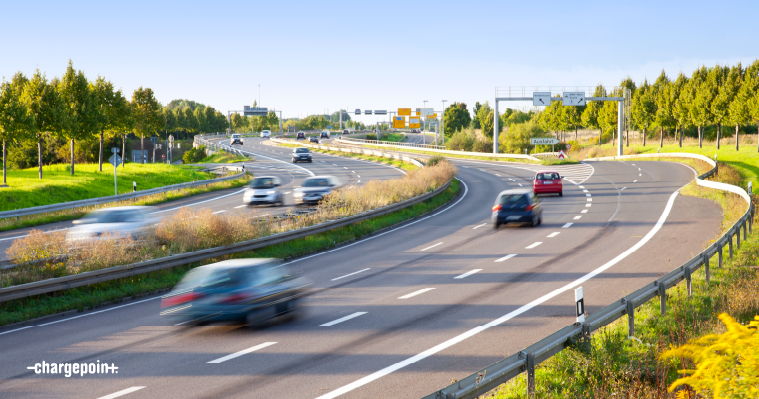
xmin=634 ymin=180 xmax=638 ymax=182
xmin=639 ymin=173 xmax=642 ymax=176
xmin=333 ymin=164 xmax=338 ymax=166
xmin=357 ymin=180 xmax=361 ymax=183
xmin=621 ymin=187 xmax=627 ymax=190
xmin=234 ymin=205 xmax=247 ymax=209
xmin=495 ymin=254 xmax=517 ymax=262
xmin=357 ymin=175 xmax=360 ymax=178
xmin=638 ymin=168 xmax=641 ymax=171
xmin=581 ymin=210 xmax=588 ymax=213
xmin=321 ymin=312 xmax=367 ymax=327
xmin=348 ymin=186 xmax=354 ymax=189
xmin=509 ymin=179 xmax=515 ymax=181
xmin=562 ymin=223 xmax=573 ymax=228
xmin=398 ymin=288 xmax=435 ymax=299
xmin=547 ymin=232 xmax=560 ymax=238
xmin=495 ymin=174 xmax=501 ymax=176
xmin=284 ymin=191 xmax=291 ymax=194
xmin=454 ymin=269 xmax=482 ymax=279
xmin=518 ymin=183 xmax=523 ymax=186
xmin=421 ymin=242 xmax=443 ymax=251
xmin=38 ymin=297 xmax=160 ymax=326
xmin=344 ymin=167 xmax=348 ymax=169
xmin=579 ymin=186 xmax=585 ymax=189
xmin=574 ymin=215 xmax=582 ymax=219
xmin=0 ymin=326 xmax=33 ymax=336
xmin=526 ymin=242 xmax=542 ymax=249
xmin=207 ymin=342 xmax=277 ymax=364
xmin=586 ymin=204 xmax=591 ymax=207
xmin=332 ymin=268 xmax=370 ymax=281
xmin=582 ymin=189 xmax=588 ymax=193
xmin=587 ymin=198 xmax=592 ymax=202
xmin=352 ymin=171 xmax=355 ymax=173
xmin=0 ymin=234 xmax=32 ymax=242
xmin=97 ymin=387 xmax=146 ymax=399
xmin=150 ymin=188 xmax=247 ymax=215
xmin=472 ymin=223 xmax=488 ymax=229
xmin=212 ymin=210 xmax=226 ymax=214
xmin=585 ymin=193 xmax=591 ymax=197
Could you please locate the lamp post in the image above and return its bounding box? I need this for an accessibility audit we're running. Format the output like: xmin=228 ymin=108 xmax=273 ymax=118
xmin=441 ymin=100 xmax=447 ymax=146
xmin=423 ymin=101 xmax=428 ymax=132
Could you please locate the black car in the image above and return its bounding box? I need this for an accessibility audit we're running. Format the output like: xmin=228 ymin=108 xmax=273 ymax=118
xmin=310 ymin=137 xmax=319 ymax=143
xmin=296 ymin=132 xmax=306 ymax=140
xmin=292 ymin=147 xmax=312 ymax=163
xmin=492 ymin=189 xmax=542 ymax=228
xmin=160 ymin=258 xmax=311 ymax=326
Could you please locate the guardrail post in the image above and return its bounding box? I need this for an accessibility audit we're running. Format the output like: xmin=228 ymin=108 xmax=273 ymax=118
xmin=658 ymin=281 xmax=666 ymax=315
xmin=729 ymin=231 xmax=734 ymax=259
xmin=685 ymin=265 xmax=692 ymax=296
xmin=526 ymin=352 xmax=536 ymax=398
xmin=736 ymin=225 xmax=741 ymax=250
xmin=626 ymin=298 xmax=635 ymax=337
xmin=743 ymin=218 xmax=747 ymax=241
xmin=718 ymin=244 xmax=723 ymax=268
xmin=704 ymin=253 xmax=710 ymax=284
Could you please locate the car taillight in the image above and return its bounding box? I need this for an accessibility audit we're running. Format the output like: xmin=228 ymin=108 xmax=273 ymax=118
xmin=525 ymin=204 xmax=535 ymax=211
xmin=161 ymin=292 xmax=201 ymax=308
xmin=492 ymin=205 xmax=502 ymax=211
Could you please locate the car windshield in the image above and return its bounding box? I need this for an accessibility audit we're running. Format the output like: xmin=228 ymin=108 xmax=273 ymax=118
xmin=303 ymin=178 xmax=330 ymax=187
xmin=536 ymin=173 xmax=559 ymax=180
xmin=232 ymin=135 xmax=240 ymax=138
xmin=295 ymin=148 xmax=310 ymax=154
xmin=497 ymin=194 xmax=529 ymax=206
xmin=251 ymin=178 xmax=276 ymax=189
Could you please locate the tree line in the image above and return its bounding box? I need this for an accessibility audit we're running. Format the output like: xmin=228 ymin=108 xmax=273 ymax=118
xmin=443 ymin=60 xmax=759 ymax=154
xmin=0 ymin=61 xmax=229 ymax=182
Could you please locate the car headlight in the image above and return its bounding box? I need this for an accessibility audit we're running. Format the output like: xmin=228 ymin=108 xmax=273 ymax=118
xmin=293 ymin=192 xmax=304 ymax=198
xmin=266 ymin=190 xmax=277 ymax=194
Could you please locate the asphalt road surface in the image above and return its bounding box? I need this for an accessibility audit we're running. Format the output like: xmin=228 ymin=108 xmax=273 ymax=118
xmin=0 ymin=151 xmax=722 ymax=399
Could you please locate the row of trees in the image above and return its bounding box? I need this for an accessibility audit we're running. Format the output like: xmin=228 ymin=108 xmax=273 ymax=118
xmin=0 ymin=61 xmax=230 ymax=181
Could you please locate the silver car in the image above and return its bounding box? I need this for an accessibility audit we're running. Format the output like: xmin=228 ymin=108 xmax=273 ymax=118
xmin=243 ymin=176 xmax=284 ymax=206
xmin=293 ymin=176 xmax=341 ymax=205
xmin=66 ymin=206 xmax=157 ymax=242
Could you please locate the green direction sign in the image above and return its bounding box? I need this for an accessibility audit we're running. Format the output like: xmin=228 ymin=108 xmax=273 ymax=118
xmin=531 ymin=138 xmax=559 ymax=145
xmin=109 ymin=154 xmax=123 ymax=167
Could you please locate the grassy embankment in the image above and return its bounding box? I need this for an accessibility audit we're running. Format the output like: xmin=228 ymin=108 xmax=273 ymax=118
xmin=275 ymin=142 xmax=418 ymax=171
xmin=198 ymin=151 xmax=250 ymax=163
xmin=0 ymin=163 xmax=249 ymax=232
xmin=485 ymin=147 xmax=757 ymax=398
xmin=0 ymin=164 xmax=459 ymax=326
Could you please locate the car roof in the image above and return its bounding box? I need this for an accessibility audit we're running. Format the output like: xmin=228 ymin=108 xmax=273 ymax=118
xmin=195 ymin=258 xmax=281 ymax=271
xmin=535 ymin=170 xmax=559 ymax=174
xmin=305 ymin=175 xmax=334 ymax=180
xmin=497 ymin=188 xmax=533 ymax=196
xmin=253 ymin=175 xmax=278 ymax=179
xmin=293 ymin=147 xmax=309 ymax=150
xmin=93 ymin=206 xmax=151 ymax=213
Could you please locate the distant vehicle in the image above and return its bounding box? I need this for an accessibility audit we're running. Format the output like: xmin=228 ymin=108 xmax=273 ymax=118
xmin=492 ymin=189 xmax=542 ymax=228
xmin=410 ymin=129 xmax=420 ymax=133
xmin=260 ymin=130 xmax=271 ymax=138
xmin=66 ymin=206 xmax=157 ymax=242
xmin=343 ymin=129 xmax=349 ymax=135
xmin=243 ymin=176 xmax=283 ymax=206
xmin=296 ymin=131 xmax=306 ymax=140
xmin=231 ymin=134 xmax=243 ymax=145
xmin=309 ymin=136 xmax=319 ymax=144
xmin=532 ymin=171 xmax=563 ymax=196
xmin=293 ymin=176 xmax=341 ymax=205
xmin=292 ymin=147 xmax=312 ymax=163
xmin=160 ymin=258 xmax=311 ymax=327
xmin=320 ymin=130 xmax=330 ymax=138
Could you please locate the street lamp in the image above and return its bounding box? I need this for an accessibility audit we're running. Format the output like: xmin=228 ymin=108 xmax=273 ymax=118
xmin=441 ymin=100 xmax=447 ymax=146
xmin=423 ymin=101 xmax=428 ymax=132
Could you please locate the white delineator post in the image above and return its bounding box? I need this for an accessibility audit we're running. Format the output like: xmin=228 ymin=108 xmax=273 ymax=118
xmin=575 ymin=286 xmax=585 ymax=323
xmin=617 ymin=100 xmax=624 ymax=156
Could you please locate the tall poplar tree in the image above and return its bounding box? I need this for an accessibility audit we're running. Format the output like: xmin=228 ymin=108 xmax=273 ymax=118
xmin=632 ymin=79 xmax=655 ymax=147
xmin=58 ymin=60 xmax=97 ymax=175
xmin=131 ymin=87 xmax=163 ymax=163
xmin=21 ymin=70 xmax=64 ymax=179
xmin=689 ymin=66 xmax=713 ymax=148
xmin=0 ymin=73 xmax=34 ymax=185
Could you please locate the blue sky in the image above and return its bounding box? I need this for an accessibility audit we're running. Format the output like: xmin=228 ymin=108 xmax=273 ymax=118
xmin=2 ymin=0 xmax=757 ymax=125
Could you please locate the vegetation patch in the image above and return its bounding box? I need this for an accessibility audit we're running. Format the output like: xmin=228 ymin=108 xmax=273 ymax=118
xmin=275 ymin=142 xmax=418 ymax=171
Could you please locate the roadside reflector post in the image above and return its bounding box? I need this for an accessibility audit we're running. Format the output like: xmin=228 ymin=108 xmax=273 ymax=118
xmin=575 ymin=287 xmax=585 ymax=323
xmin=684 ymin=265 xmax=692 ymax=296
xmin=133 ymin=181 xmax=137 ymax=192
xmin=626 ymin=298 xmax=635 ymax=337
xmin=526 ymin=352 xmax=536 ymax=398
xmin=704 ymin=253 xmax=710 ymax=285
xmin=718 ymin=244 xmax=723 ymax=268
xmin=658 ymin=281 xmax=666 ymax=315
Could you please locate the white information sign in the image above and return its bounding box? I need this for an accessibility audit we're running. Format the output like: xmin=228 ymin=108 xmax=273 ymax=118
xmin=563 ymin=92 xmax=586 ymax=106
xmin=530 ymin=138 xmax=559 ymax=145
xmin=418 ymin=108 xmax=434 ymax=118
xmin=533 ymin=92 xmax=551 ymax=107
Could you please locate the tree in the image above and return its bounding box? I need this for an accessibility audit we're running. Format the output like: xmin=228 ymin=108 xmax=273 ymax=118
xmin=689 ymin=66 xmax=713 ymax=148
xmin=582 ymin=85 xmax=604 ymax=145
xmin=444 ymin=102 xmax=471 ymax=136
xmin=673 ymin=73 xmax=693 ymax=147
xmin=131 ymin=87 xmax=163 ymax=163
xmin=58 ymin=60 xmax=97 ymax=175
xmin=476 ymin=102 xmax=493 ymax=137
xmin=709 ymin=65 xmax=731 ymax=149
xmin=472 ymin=102 xmax=482 ymax=129
xmin=746 ymin=61 xmax=759 ymax=152
xmin=0 ymin=73 xmax=34 ymax=185
xmin=632 ymin=79 xmax=656 ymax=147
xmin=563 ymin=104 xmax=583 ymax=142
xmin=652 ymin=70 xmax=674 ymax=148
xmin=164 ymin=107 xmax=177 ymax=139
xmin=729 ymin=65 xmax=755 ymax=151
xmin=231 ymin=113 xmax=244 ymax=132
xmin=499 ymin=120 xmax=546 ymax=154
xmin=91 ymin=77 xmax=129 ymax=172
xmin=183 ymin=107 xmax=197 ymax=134
xmin=21 ymin=69 xmax=64 ymax=179
xmin=194 ymin=107 xmax=208 ymax=133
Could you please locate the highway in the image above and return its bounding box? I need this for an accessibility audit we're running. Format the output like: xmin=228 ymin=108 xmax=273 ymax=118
xmin=0 ymin=148 xmax=722 ymax=399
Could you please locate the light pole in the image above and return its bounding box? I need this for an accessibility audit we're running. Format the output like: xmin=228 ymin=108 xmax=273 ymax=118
xmin=441 ymin=100 xmax=447 ymax=146
xmin=423 ymin=101 xmax=428 ymax=132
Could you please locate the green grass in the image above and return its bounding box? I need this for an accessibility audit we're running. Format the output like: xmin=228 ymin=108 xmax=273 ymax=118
xmin=0 ymin=180 xmax=461 ymax=326
xmin=353 ymin=144 xmax=542 ymax=165
xmin=0 ymin=163 xmax=215 ymax=212
xmin=380 ymin=133 xmax=406 ymax=142
xmin=198 ymin=152 xmax=250 ymax=163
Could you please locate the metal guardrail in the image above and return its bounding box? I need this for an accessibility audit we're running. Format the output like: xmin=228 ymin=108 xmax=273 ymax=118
xmin=0 ymin=180 xmax=451 ymax=303
xmin=422 ymin=153 xmax=753 ymax=399
xmin=269 ymin=137 xmax=427 ymax=168
xmin=338 ymin=136 xmax=446 ymax=150
xmin=0 ymin=170 xmax=245 ymax=220
xmin=335 ymin=138 xmax=542 ymax=162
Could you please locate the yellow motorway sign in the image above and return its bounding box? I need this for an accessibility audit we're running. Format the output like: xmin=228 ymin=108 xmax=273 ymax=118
xmin=426 ymin=113 xmax=437 ymax=119
xmin=409 ymin=117 xmax=421 ymax=129
xmin=392 ymin=116 xmax=406 ymax=129
xmin=398 ymin=108 xmax=411 ymax=116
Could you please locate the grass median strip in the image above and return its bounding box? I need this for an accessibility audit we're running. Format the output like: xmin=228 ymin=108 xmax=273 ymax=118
xmin=274 ymin=142 xmax=416 ymax=171
xmin=0 ymin=178 xmax=461 ymax=326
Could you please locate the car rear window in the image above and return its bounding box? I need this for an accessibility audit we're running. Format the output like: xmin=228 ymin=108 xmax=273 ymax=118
xmin=200 ymin=268 xmax=246 ymax=289
xmin=251 ymin=178 xmax=276 ymax=189
xmin=497 ymin=194 xmax=529 ymax=206
xmin=536 ymin=173 xmax=559 ymax=180
xmin=304 ymin=178 xmax=330 ymax=187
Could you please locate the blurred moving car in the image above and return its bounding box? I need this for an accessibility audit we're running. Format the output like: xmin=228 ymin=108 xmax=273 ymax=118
xmin=231 ymin=134 xmax=243 ymax=145
xmin=243 ymin=176 xmax=283 ymax=206
xmin=293 ymin=176 xmax=341 ymax=205
xmin=533 ymin=170 xmax=563 ymax=196
xmin=260 ymin=130 xmax=271 ymax=138
xmin=291 ymin=147 xmax=312 ymax=163
xmin=160 ymin=258 xmax=311 ymax=326
xmin=309 ymin=136 xmax=319 ymax=144
xmin=66 ymin=206 xmax=157 ymax=241
xmin=492 ymin=189 xmax=542 ymax=228
xmin=343 ymin=129 xmax=349 ymax=135
xmin=296 ymin=131 xmax=306 ymax=140
xmin=320 ymin=130 xmax=330 ymax=139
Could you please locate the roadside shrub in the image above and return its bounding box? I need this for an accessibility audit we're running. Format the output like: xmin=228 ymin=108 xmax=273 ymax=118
xmin=426 ymin=156 xmax=445 ymax=167
xmin=182 ymin=145 xmax=206 ymax=164
xmin=365 ymin=134 xmax=378 ymax=140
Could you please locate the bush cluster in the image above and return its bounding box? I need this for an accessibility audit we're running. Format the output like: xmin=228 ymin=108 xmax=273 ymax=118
xmin=182 ymin=145 xmax=206 ymax=164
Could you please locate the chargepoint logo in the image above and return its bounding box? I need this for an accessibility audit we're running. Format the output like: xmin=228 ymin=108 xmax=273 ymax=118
xmin=27 ymin=361 xmax=119 ymax=377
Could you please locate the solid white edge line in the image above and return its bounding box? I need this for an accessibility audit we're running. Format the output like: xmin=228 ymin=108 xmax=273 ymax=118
xmin=525 ymin=242 xmax=542 ymax=249
xmin=494 ymin=254 xmax=517 ymax=262
xmin=234 ymin=205 xmax=247 ymax=209
xmin=315 ymin=190 xmax=681 ymax=399
xmin=320 ymin=312 xmax=367 ymax=327
xmin=398 ymin=288 xmax=435 ymax=299
xmin=0 ymin=325 xmax=33 ymax=335
xmin=207 ymin=342 xmax=277 ymax=364
xmin=581 ymin=210 xmax=588 ymax=213
xmin=38 ymin=297 xmax=160 ymax=326
xmin=0 ymin=234 xmax=32 ymax=242
xmin=150 ymin=188 xmax=247 ymax=215
xmin=331 ymin=268 xmax=371 ymax=281
xmin=97 ymin=386 xmax=147 ymax=399
xmin=454 ymin=269 xmax=482 ymax=279
xmin=212 ymin=210 xmax=226 ymax=214
xmin=472 ymin=223 xmax=488 ymax=229
xmin=420 ymin=242 xmax=443 ymax=251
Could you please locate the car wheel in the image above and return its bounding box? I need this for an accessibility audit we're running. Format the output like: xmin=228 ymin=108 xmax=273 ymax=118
xmin=493 ymin=222 xmax=500 ymax=230
xmin=308 ymin=160 xmax=312 ymax=163
xmin=531 ymin=215 xmax=539 ymax=227
xmin=559 ymin=191 xmax=563 ymax=196
xmin=292 ymin=160 xmax=296 ymax=163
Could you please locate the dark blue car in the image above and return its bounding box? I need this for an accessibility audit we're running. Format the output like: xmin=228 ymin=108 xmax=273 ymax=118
xmin=492 ymin=189 xmax=542 ymax=228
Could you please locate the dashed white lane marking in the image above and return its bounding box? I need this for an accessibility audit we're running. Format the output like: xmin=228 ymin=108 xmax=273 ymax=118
xmin=586 ymin=204 xmax=591 ymax=207
xmin=284 ymin=191 xmax=291 ymax=194
xmin=562 ymin=223 xmax=573 ymax=228
xmin=634 ymin=180 xmax=638 ymax=182
xmin=212 ymin=210 xmax=226 ymax=214
xmin=321 ymin=312 xmax=367 ymax=327
xmin=495 ymin=174 xmax=501 ymax=176
xmin=207 ymin=342 xmax=277 ymax=364
xmin=495 ymin=254 xmax=517 ymax=262
xmin=348 ymin=186 xmax=354 ymax=189
xmin=352 ymin=171 xmax=355 ymax=173
xmin=518 ymin=183 xmax=523 ymax=186
xmin=638 ymin=168 xmax=641 ymax=171
xmin=332 ymin=268 xmax=371 ymax=281
xmin=344 ymin=167 xmax=348 ymax=169
xmin=621 ymin=187 xmax=627 ymax=190
xmin=357 ymin=175 xmax=360 ymax=178
xmin=509 ymin=179 xmax=515 ymax=181
xmin=585 ymin=193 xmax=591 ymax=197
xmin=582 ymin=189 xmax=588 ymax=193
xmin=587 ymin=198 xmax=592 ymax=202
xmin=639 ymin=173 xmax=642 ymax=176
xmin=473 ymin=223 xmax=488 ymax=229
xmin=525 ymin=242 xmax=542 ymax=249
xmin=421 ymin=242 xmax=443 ymax=251
xmin=581 ymin=210 xmax=588 ymax=213
xmin=579 ymin=186 xmax=585 ymax=189
xmin=454 ymin=269 xmax=482 ymax=279
xmin=398 ymin=288 xmax=435 ymax=299
xmin=357 ymin=180 xmax=361 ymax=183
xmin=234 ymin=205 xmax=247 ymax=209
xmin=151 ymin=188 xmax=248 ymax=215
xmin=97 ymin=386 xmax=147 ymax=399
xmin=333 ymin=164 xmax=338 ymax=166
xmin=0 ymin=326 xmax=33 ymax=336
xmin=547 ymin=232 xmax=560 ymax=238
xmin=574 ymin=215 xmax=582 ymax=219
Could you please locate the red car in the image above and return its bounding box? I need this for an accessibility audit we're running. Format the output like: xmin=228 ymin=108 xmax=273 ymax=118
xmin=533 ymin=171 xmax=563 ymax=196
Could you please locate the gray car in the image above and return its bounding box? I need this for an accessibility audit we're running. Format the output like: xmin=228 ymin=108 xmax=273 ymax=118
xmin=292 ymin=147 xmax=313 ymax=163
xmin=243 ymin=176 xmax=284 ymax=206
xmin=66 ymin=206 xmax=157 ymax=242
xmin=293 ymin=176 xmax=341 ymax=205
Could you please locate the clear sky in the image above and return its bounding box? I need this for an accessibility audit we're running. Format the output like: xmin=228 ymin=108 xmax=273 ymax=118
xmin=2 ymin=0 xmax=757 ymax=125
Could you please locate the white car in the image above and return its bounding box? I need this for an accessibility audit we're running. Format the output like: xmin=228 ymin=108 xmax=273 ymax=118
xmin=293 ymin=176 xmax=341 ymax=205
xmin=260 ymin=130 xmax=271 ymax=138
xmin=231 ymin=134 xmax=243 ymax=145
xmin=66 ymin=206 xmax=157 ymax=242
xmin=243 ymin=176 xmax=284 ymax=206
